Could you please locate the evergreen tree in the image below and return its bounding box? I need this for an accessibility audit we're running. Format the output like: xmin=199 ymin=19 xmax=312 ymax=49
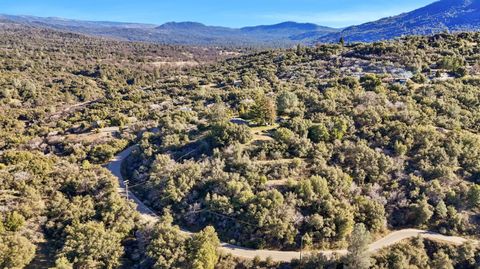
xmin=344 ymin=223 xmax=371 ymax=269
xmin=146 ymin=213 xmax=187 ymax=269
xmin=187 ymin=226 xmax=220 ymax=269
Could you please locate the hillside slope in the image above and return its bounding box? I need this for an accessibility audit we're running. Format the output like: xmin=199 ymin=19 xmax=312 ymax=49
xmin=317 ymin=0 xmax=480 ymax=42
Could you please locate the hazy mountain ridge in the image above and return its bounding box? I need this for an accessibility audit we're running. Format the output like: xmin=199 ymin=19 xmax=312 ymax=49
xmin=241 ymin=21 xmax=337 ymax=34
xmin=0 ymin=14 xmax=157 ymax=29
xmin=0 ymin=14 xmax=338 ymax=47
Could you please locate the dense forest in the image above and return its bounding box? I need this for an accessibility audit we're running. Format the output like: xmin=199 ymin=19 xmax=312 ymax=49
xmin=126 ymin=32 xmax=480 ymax=250
xmin=0 ymin=24 xmax=230 ymax=268
xmin=0 ymin=22 xmax=479 ymax=268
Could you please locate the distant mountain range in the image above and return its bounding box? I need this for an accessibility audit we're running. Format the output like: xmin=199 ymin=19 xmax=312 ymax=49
xmin=0 ymin=14 xmax=338 ymax=47
xmin=1 ymin=0 xmax=480 ymax=46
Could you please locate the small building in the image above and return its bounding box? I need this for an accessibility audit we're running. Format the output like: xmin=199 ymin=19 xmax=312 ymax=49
xmin=230 ymin=118 xmax=249 ymax=125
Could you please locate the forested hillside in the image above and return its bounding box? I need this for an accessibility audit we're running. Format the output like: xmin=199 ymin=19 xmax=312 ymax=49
xmin=318 ymin=0 xmax=480 ymax=42
xmin=0 ymin=24 xmax=233 ymax=268
xmin=128 ymin=32 xmax=480 ymax=247
xmin=0 ymin=23 xmax=479 ymax=268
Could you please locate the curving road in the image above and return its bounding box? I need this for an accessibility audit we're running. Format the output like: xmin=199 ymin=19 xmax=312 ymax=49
xmin=107 ymin=146 xmax=477 ymax=263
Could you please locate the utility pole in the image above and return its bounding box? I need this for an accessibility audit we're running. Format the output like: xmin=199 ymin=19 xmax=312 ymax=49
xmin=124 ymin=180 xmax=129 ymax=200
xmin=300 ymin=235 xmax=303 ymax=263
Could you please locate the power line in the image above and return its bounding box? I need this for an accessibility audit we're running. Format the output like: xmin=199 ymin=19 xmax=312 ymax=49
xmin=128 ymin=181 xmax=149 ymax=188
xmin=125 ymin=178 xmax=263 ymax=229
xmin=185 ymin=208 xmax=262 ymax=229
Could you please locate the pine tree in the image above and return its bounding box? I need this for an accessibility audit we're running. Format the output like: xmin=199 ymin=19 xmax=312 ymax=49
xmin=344 ymin=223 xmax=371 ymax=269
xmin=187 ymin=226 xmax=220 ymax=269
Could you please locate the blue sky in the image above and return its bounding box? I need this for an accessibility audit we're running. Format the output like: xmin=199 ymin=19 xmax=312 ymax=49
xmin=0 ymin=0 xmax=436 ymax=28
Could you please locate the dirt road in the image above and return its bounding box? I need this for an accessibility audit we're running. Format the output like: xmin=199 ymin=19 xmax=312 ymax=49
xmin=107 ymin=146 xmax=476 ymax=262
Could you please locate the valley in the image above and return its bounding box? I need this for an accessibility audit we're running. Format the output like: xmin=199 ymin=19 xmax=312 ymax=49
xmin=1 ymin=1 xmax=480 ymax=268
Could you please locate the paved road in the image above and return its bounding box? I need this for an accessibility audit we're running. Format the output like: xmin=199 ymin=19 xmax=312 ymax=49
xmin=106 ymin=146 xmax=159 ymax=223
xmin=107 ymin=146 xmax=477 ymax=263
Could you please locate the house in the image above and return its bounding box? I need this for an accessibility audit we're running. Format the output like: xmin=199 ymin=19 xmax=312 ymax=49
xmin=233 ymin=80 xmax=242 ymax=87
xmin=179 ymin=107 xmax=193 ymax=112
xmin=230 ymin=118 xmax=249 ymax=125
